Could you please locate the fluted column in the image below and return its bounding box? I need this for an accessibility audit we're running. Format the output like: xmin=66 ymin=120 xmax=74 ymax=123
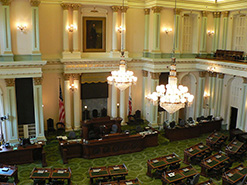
xmin=150 ymin=72 xmax=160 ymax=127
xmin=143 ymin=9 xmax=150 ymax=55
xmin=61 ymin=3 xmax=70 ymax=54
xmin=238 ymin=78 xmax=247 ymax=130
xmin=174 ymin=9 xmax=181 ymax=53
xmin=142 ymin=70 xmax=148 ymax=119
xmin=72 ymin=4 xmax=81 ymax=57
xmin=151 ymin=6 xmax=162 ymax=52
xmin=120 ymin=90 xmax=126 ymax=125
xmin=30 ymin=0 xmax=41 ymax=55
xmin=215 ymin=74 xmax=224 ymax=117
xmin=120 ymin=6 xmax=128 ymax=56
xmin=5 ymin=79 xmax=18 ymax=143
xmin=64 ymin=74 xmax=72 ymax=131
xmin=111 ymin=6 xmax=119 ymax=52
xmin=222 ymin=11 xmax=229 ymax=50
xmin=33 ymin=77 xmax=46 ymax=141
xmin=209 ymin=72 xmax=217 ymax=115
xmin=72 ymin=74 xmax=81 ymax=130
xmin=200 ymin=11 xmax=207 ymax=54
xmin=196 ymin=71 xmax=206 ymax=117
xmin=111 ymin=85 xmax=118 ymax=118
xmin=1 ymin=0 xmax=13 ymax=58
xmin=212 ymin=12 xmax=221 ymax=53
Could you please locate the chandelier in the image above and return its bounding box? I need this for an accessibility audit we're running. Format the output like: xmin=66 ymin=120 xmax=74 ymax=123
xmin=107 ymin=0 xmax=137 ymax=91
xmin=107 ymin=52 xmax=137 ymax=91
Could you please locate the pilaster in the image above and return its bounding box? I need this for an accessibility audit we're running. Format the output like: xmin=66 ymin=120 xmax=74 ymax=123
xmin=64 ymin=73 xmax=72 ymax=131
xmin=143 ymin=9 xmax=150 ymax=53
xmin=151 ymin=6 xmax=162 ymax=53
xmin=111 ymin=6 xmax=120 ymax=57
xmin=196 ymin=71 xmax=206 ymax=117
xmin=239 ymin=78 xmax=247 ymax=130
xmin=72 ymin=4 xmax=81 ymax=59
xmin=200 ymin=11 xmax=207 ymax=53
xmin=142 ymin=70 xmax=148 ymax=119
xmin=61 ymin=3 xmax=71 ymax=58
xmin=212 ymin=12 xmax=221 ymax=53
xmin=222 ymin=11 xmax=229 ymax=50
xmin=174 ymin=9 xmax=181 ymax=53
xmin=208 ymin=72 xmax=217 ymax=115
xmin=215 ymin=73 xmax=224 ymax=117
xmin=111 ymin=85 xmax=118 ymax=118
xmin=120 ymin=6 xmax=128 ymax=56
xmin=120 ymin=90 xmax=126 ymax=125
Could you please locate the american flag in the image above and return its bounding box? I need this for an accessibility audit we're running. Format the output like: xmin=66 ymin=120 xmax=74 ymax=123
xmin=59 ymin=83 xmax=65 ymax=123
xmin=128 ymin=86 xmax=132 ymax=116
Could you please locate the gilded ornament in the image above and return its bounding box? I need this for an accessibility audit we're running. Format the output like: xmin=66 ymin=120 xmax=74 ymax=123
xmin=5 ymin=79 xmax=15 ymax=87
xmin=152 ymin=6 xmax=162 ymax=13
xmin=144 ymin=8 xmax=150 ymax=15
xmin=61 ymin=3 xmax=70 ymax=10
xmin=142 ymin=70 xmax=148 ymax=77
xmin=150 ymin=72 xmax=160 ymax=79
xmin=111 ymin=6 xmax=119 ymax=12
xmin=33 ymin=77 xmax=43 ymax=85
xmin=30 ymin=0 xmax=40 ymax=7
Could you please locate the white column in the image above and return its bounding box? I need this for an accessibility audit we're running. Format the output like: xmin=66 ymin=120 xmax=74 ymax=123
xmin=33 ymin=78 xmax=46 ymax=141
xmin=73 ymin=74 xmax=81 ymax=130
xmin=61 ymin=3 xmax=71 ymax=57
xmin=30 ymin=1 xmax=41 ymax=54
xmin=5 ymin=79 xmax=18 ymax=143
xmin=150 ymin=72 xmax=159 ymax=127
xmin=239 ymin=78 xmax=247 ymax=130
xmin=111 ymin=6 xmax=119 ymax=57
xmin=142 ymin=70 xmax=148 ymax=119
xmin=143 ymin=9 xmax=150 ymax=53
xmin=151 ymin=6 xmax=162 ymax=52
xmin=72 ymin=4 xmax=81 ymax=58
xmin=174 ymin=9 xmax=181 ymax=53
xmin=64 ymin=74 xmax=72 ymax=131
xmin=2 ymin=1 xmax=13 ymax=56
xmin=196 ymin=71 xmax=206 ymax=117
xmin=111 ymin=85 xmax=118 ymax=118
xmin=120 ymin=6 xmax=128 ymax=56
xmin=209 ymin=72 xmax=217 ymax=115
xmin=216 ymin=74 xmax=224 ymax=117
xmin=200 ymin=11 xmax=207 ymax=54
xmin=222 ymin=12 xmax=229 ymax=50
xmin=120 ymin=90 xmax=126 ymax=125
xmin=212 ymin=12 xmax=221 ymax=53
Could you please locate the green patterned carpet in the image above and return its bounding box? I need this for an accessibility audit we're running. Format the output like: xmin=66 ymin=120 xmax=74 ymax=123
xmin=15 ymin=129 xmax=246 ymax=185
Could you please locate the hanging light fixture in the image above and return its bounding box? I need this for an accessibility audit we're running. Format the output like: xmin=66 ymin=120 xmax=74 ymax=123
xmin=146 ymin=0 xmax=194 ymax=114
xmin=107 ymin=0 xmax=137 ymax=91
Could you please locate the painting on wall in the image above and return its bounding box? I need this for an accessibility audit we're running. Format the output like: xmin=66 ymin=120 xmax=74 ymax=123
xmin=83 ymin=17 xmax=106 ymax=52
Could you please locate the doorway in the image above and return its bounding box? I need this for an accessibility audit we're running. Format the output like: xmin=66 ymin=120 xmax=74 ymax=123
xmin=229 ymin=107 xmax=238 ymax=130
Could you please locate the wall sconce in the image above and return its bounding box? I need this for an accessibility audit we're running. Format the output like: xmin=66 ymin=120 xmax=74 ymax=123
xmin=117 ymin=26 xmax=125 ymax=33
xmin=67 ymin=24 xmax=76 ymax=32
xmin=207 ymin=30 xmax=214 ymax=36
xmin=163 ymin=28 xmax=172 ymax=34
xmin=17 ymin=24 xmax=27 ymax=32
xmin=207 ymin=66 xmax=216 ymax=72
xmin=203 ymin=92 xmax=210 ymax=108
xmin=69 ymin=83 xmax=77 ymax=91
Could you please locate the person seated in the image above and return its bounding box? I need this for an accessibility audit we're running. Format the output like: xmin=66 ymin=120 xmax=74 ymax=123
xmin=169 ymin=121 xmax=176 ymax=129
xmin=110 ymin=124 xmax=118 ymax=134
xmin=92 ymin=109 xmax=98 ymax=118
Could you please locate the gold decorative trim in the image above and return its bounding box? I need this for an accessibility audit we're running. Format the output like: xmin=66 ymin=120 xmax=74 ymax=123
xmin=223 ymin=11 xmax=229 ymax=17
xmin=202 ymin=11 xmax=207 ymax=17
xmin=243 ymin=77 xmax=247 ymax=84
xmin=213 ymin=12 xmax=221 ymax=18
xmin=64 ymin=73 xmax=72 ymax=81
xmin=150 ymin=72 xmax=160 ymax=79
xmin=111 ymin=6 xmax=119 ymax=12
xmin=152 ymin=6 xmax=162 ymax=13
xmin=33 ymin=77 xmax=43 ymax=85
xmin=120 ymin=6 xmax=128 ymax=13
xmin=218 ymin=73 xmax=224 ymax=79
xmin=5 ymin=78 xmax=15 ymax=87
xmin=209 ymin=72 xmax=217 ymax=77
xmin=144 ymin=8 xmax=150 ymax=15
xmin=0 ymin=0 xmax=11 ymax=5
xmin=199 ymin=71 xmax=206 ymax=77
xmin=175 ymin=8 xmax=182 ymax=15
xmin=142 ymin=70 xmax=148 ymax=77
xmin=61 ymin=3 xmax=70 ymax=10
xmin=72 ymin=73 xmax=81 ymax=80
xmin=71 ymin=4 xmax=81 ymax=10
xmin=30 ymin=0 xmax=40 ymax=7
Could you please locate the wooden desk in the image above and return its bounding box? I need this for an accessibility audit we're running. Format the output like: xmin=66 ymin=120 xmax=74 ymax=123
xmin=225 ymin=138 xmax=244 ymax=155
xmin=146 ymin=153 xmax=181 ymax=177
xmin=161 ymin=166 xmax=198 ymax=185
xmin=100 ymin=178 xmax=141 ymax=185
xmin=222 ymin=164 xmax=247 ymax=185
xmin=200 ymin=152 xmax=229 ymax=177
xmin=206 ymin=132 xmax=225 ymax=145
xmin=108 ymin=164 xmax=128 ymax=179
xmin=197 ymin=179 xmax=216 ymax=185
xmin=183 ymin=143 xmax=210 ymax=164
xmin=0 ymin=144 xmax=47 ymax=167
xmin=51 ymin=168 xmax=72 ymax=185
xmin=30 ymin=168 xmax=52 ymax=179
xmin=0 ymin=165 xmax=18 ymax=184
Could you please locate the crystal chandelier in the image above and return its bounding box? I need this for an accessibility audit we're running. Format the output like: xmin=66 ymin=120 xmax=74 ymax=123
xmin=107 ymin=0 xmax=137 ymax=91
xmin=107 ymin=52 xmax=137 ymax=91
xmin=146 ymin=0 xmax=194 ymax=114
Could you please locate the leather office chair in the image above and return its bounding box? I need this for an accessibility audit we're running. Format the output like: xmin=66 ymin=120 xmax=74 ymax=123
xmin=101 ymin=108 xmax=107 ymax=117
xmin=56 ymin=122 xmax=65 ymax=135
xmin=186 ymin=173 xmax=200 ymax=185
xmin=170 ymin=121 xmax=176 ymax=129
xmin=47 ymin=118 xmax=55 ymax=135
xmin=235 ymin=175 xmax=247 ymax=185
xmin=68 ymin=131 xmax=76 ymax=139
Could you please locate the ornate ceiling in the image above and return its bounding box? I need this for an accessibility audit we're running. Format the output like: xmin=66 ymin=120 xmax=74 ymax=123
xmin=41 ymin=0 xmax=247 ymax=11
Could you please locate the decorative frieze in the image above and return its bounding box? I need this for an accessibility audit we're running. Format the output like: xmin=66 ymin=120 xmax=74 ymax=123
xmin=33 ymin=77 xmax=43 ymax=85
xmin=5 ymin=78 xmax=15 ymax=87
xmin=30 ymin=0 xmax=41 ymax=7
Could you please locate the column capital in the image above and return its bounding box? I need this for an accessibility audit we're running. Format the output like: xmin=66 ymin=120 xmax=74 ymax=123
xmin=0 ymin=0 xmax=12 ymax=5
xmin=144 ymin=8 xmax=150 ymax=15
xmin=150 ymin=72 xmax=160 ymax=80
xmin=64 ymin=73 xmax=72 ymax=81
xmin=71 ymin=73 xmax=81 ymax=80
xmin=213 ymin=12 xmax=221 ymax=18
xmin=29 ymin=0 xmax=41 ymax=7
xmin=209 ymin=72 xmax=217 ymax=77
xmin=222 ymin=11 xmax=229 ymax=17
xmin=33 ymin=77 xmax=43 ymax=85
xmin=142 ymin=70 xmax=148 ymax=77
xmin=243 ymin=77 xmax=247 ymax=84
xmin=120 ymin=6 xmax=128 ymax=13
xmin=199 ymin=71 xmax=206 ymax=77
xmin=61 ymin=3 xmax=70 ymax=10
xmin=218 ymin=73 xmax=225 ymax=79
xmin=5 ymin=78 xmax=15 ymax=87
xmin=111 ymin=6 xmax=119 ymax=12
xmin=152 ymin=6 xmax=162 ymax=13
xmin=71 ymin=4 xmax=81 ymax=10
xmin=175 ymin=8 xmax=182 ymax=15
xmin=201 ymin=11 xmax=208 ymax=17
